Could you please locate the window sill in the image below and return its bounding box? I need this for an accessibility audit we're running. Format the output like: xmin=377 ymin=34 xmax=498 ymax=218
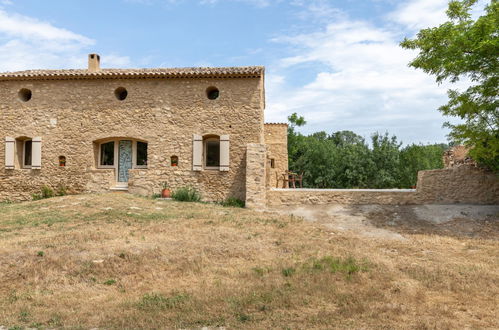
xmin=97 ymin=165 xmax=115 ymax=169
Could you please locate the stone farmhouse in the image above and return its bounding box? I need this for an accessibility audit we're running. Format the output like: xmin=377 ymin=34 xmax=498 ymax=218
xmin=0 ymin=54 xmax=288 ymax=204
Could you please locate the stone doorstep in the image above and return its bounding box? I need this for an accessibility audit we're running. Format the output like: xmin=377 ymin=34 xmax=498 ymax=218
xmin=109 ymin=186 xmax=129 ymax=192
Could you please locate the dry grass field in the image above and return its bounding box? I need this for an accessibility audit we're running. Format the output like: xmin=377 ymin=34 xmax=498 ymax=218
xmin=0 ymin=193 xmax=498 ymax=329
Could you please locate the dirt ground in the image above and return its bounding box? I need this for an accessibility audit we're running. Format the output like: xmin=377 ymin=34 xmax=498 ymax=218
xmin=273 ymin=204 xmax=499 ymax=240
xmin=0 ymin=194 xmax=498 ymax=329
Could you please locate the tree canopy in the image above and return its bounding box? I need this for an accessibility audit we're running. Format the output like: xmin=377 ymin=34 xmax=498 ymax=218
xmin=286 ymin=113 xmax=447 ymax=189
xmin=400 ymin=0 xmax=498 ymax=172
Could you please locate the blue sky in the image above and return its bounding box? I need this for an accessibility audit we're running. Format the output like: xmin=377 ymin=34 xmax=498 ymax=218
xmin=0 ymin=0 xmax=487 ymax=144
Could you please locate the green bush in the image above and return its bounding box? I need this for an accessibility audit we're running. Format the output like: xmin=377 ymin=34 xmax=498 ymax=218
xmin=56 ymin=184 xmax=67 ymax=196
xmin=171 ymin=186 xmax=201 ymax=202
xmin=41 ymin=185 xmax=55 ymax=199
xmin=32 ymin=185 xmax=56 ymax=201
xmin=220 ymin=197 xmax=245 ymax=208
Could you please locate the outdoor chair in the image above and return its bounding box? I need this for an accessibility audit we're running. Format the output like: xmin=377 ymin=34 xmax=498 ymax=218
xmin=286 ymin=170 xmax=296 ymax=188
xmin=295 ymin=172 xmax=304 ymax=188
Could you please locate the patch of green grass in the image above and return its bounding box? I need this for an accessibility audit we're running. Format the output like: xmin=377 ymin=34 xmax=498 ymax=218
xmin=103 ymin=279 xmax=116 ymax=285
xmin=136 ymin=292 xmax=190 ymax=311
xmin=37 ymin=251 xmax=44 ymax=257
xmin=18 ymin=309 xmax=30 ymax=322
xmin=236 ymin=312 xmax=251 ymax=322
xmin=307 ymin=256 xmax=368 ymax=277
xmin=281 ymin=267 xmax=296 ymax=277
xmin=252 ymin=266 xmax=269 ymax=276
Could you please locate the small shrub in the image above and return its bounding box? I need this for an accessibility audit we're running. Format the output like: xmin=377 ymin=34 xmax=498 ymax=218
xmin=220 ymin=197 xmax=245 ymax=208
xmin=56 ymin=184 xmax=67 ymax=196
xmin=103 ymin=279 xmax=116 ymax=285
xmin=37 ymin=251 xmax=44 ymax=257
xmin=41 ymin=185 xmax=55 ymax=199
xmin=171 ymin=186 xmax=201 ymax=202
xmin=32 ymin=194 xmax=42 ymax=201
xmin=151 ymin=193 xmax=161 ymax=199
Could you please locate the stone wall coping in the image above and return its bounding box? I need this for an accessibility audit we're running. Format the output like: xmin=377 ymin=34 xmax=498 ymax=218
xmin=271 ymin=188 xmax=416 ymax=192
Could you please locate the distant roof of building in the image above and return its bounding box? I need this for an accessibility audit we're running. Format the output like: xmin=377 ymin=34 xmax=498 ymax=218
xmin=0 ymin=66 xmax=265 ymax=81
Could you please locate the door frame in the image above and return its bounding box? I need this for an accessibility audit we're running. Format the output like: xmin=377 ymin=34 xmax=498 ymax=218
xmin=96 ymin=138 xmax=148 ymax=186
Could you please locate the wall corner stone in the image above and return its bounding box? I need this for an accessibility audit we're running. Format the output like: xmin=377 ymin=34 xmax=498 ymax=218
xmin=245 ymin=143 xmax=267 ymax=209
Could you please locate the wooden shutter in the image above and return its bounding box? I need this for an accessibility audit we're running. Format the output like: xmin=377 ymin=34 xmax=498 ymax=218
xmin=5 ymin=137 xmax=15 ymax=169
xmin=192 ymin=134 xmax=203 ymax=171
xmin=32 ymin=137 xmax=42 ymax=169
xmin=219 ymin=135 xmax=230 ymax=172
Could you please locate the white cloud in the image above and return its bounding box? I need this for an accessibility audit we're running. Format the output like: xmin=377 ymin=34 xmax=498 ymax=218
xmin=0 ymin=9 xmax=132 ymax=72
xmin=0 ymin=10 xmax=93 ymax=45
xmin=264 ymin=0 xmax=464 ymax=144
xmin=388 ymin=0 xmax=448 ymax=30
xmin=388 ymin=0 xmax=489 ymax=31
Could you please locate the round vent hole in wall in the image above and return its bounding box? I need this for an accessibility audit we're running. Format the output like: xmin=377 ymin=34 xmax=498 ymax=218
xmin=206 ymin=86 xmax=219 ymax=100
xmin=114 ymin=87 xmax=128 ymax=101
xmin=18 ymin=88 xmax=32 ymax=102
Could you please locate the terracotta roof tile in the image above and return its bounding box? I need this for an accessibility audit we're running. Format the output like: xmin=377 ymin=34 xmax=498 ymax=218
xmin=0 ymin=66 xmax=264 ymax=81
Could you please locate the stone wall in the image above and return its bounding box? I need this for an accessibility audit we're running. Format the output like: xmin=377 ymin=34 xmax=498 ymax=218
xmin=245 ymin=143 xmax=267 ymax=209
xmin=267 ymin=188 xmax=417 ymax=206
xmin=264 ymin=123 xmax=288 ymax=188
xmin=266 ymin=166 xmax=498 ymax=206
xmin=416 ymin=166 xmax=498 ymax=204
xmin=0 ymin=76 xmax=264 ymax=202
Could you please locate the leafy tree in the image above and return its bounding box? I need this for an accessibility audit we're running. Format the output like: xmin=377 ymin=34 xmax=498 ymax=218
xmin=287 ymin=112 xmax=307 ymax=170
xmin=398 ymin=144 xmax=447 ymax=188
xmin=287 ymin=114 xmax=445 ymax=188
xmin=368 ymin=132 xmax=402 ymax=188
xmin=293 ymin=136 xmax=338 ymax=188
xmin=400 ymin=0 xmax=498 ymax=172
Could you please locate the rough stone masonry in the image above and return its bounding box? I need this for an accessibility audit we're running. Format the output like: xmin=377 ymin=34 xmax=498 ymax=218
xmin=0 ymin=54 xmax=288 ymax=203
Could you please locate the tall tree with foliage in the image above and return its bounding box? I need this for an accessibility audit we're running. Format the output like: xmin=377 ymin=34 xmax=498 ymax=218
xmin=400 ymin=0 xmax=498 ymax=172
xmin=287 ymin=112 xmax=307 ymax=170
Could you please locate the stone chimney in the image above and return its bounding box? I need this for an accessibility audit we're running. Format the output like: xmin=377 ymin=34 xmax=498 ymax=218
xmin=88 ymin=54 xmax=100 ymax=72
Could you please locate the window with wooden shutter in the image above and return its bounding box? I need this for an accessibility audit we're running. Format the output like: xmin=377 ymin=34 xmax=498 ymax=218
xmin=5 ymin=137 xmax=15 ymax=169
xmin=192 ymin=134 xmax=203 ymax=171
xmin=31 ymin=137 xmax=42 ymax=169
xmin=219 ymin=135 xmax=230 ymax=171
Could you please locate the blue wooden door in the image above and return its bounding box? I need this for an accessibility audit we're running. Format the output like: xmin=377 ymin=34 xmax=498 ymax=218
xmin=118 ymin=140 xmax=133 ymax=182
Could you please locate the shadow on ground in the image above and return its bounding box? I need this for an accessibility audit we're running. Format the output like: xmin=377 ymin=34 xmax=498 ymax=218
xmin=273 ymin=204 xmax=499 ymax=240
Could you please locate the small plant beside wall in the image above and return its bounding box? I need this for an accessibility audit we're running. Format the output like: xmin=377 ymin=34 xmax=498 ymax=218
xmin=32 ymin=184 xmax=68 ymax=200
xmin=171 ymin=186 xmax=201 ymax=202
xmin=220 ymin=197 xmax=245 ymax=208
xmin=161 ymin=182 xmax=171 ymax=198
xmin=32 ymin=185 xmax=55 ymax=200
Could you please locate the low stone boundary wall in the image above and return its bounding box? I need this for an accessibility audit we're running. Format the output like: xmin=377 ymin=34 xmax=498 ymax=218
xmin=267 ymin=189 xmax=417 ymax=206
xmin=416 ymin=166 xmax=498 ymax=204
xmin=266 ymin=166 xmax=499 ymax=207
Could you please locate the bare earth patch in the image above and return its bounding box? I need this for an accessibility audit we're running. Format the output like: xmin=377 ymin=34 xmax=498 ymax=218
xmin=0 ymin=193 xmax=498 ymax=329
